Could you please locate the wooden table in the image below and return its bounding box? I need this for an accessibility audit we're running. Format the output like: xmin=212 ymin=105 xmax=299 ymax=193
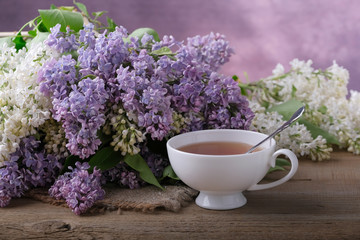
xmin=1 ymin=151 xmax=360 ymax=240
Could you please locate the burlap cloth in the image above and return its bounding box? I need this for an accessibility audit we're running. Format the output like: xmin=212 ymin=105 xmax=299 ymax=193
xmin=25 ymin=184 xmax=199 ymax=214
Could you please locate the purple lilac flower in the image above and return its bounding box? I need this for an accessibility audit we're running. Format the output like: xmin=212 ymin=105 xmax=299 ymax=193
xmin=38 ymin=54 xmax=77 ymax=121
xmin=152 ymin=35 xmax=182 ymax=51
xmin=40 ymin=28 xmax=112 ymax=159
xmin=172 ymin=76 xmax=205 ymax=113
xmin=178 ymin=32 xmax=234 ymax=72
xmin=0 ymin=136 xmax=63 ymax=207
xmin=141 ymin=146 xmax=169 ymax=178
xmin=62 ymin=77 xmax=109 ymax=158
xmin=39 ymin=54 xmax=109 ymax=159
xmin=0 ymin=157 xmax=27 ymax=207
xmin=79 ymin=24 xmax=96 ymax=49
xmin=102 ymin=145 xmax=169 ymax=189
xmin=46 ymin=24 xmax=79 ymax=53
xmin=14 ymin=136 xmax=63 ymax=187
xmin=115 ymin=66 xmax=173 ymax=140
xmin=167 ymin=33 xmax=253 ymax=131
xmin=186 ymin=112 xmax=206 ymax=131
xmin=140 ymin=33 xmax=155 ymax=47
xmin=203 ymin=73 xmax=254 ymax=129
xmin=102 ymin=162 xmax=143 ymax=189
xmin=38 ymin=54 xmax=76 ymax=99
xmin=78 ymin=26 xmax=130 ymax=81
xmin=49 ymin=162 xmax=105 ymax=215
xmin=77 ymin=26 xmax=132 ymax=107
xmin=120 ymin=171 xmax=141 ymax=189
xmin=170 ymin=34 xmax=227 ymax=115
xmin=138 ymin=83 xmax=173 ymax=140
xmin=130 ymin=49 xmax=155 ymax=76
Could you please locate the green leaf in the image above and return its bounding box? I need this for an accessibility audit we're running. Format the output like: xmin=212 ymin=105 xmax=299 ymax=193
xmin=73 ymin=1 xmax=89 ymax=17
xmin=267 ymin=158 xmax=291 ymax=174
xmin=318 ymin=105 xmax=327 ymax=114
xmin=238 ymin=83 xmax=250 ymax=97
xmin=128 ymin=27 xmax=160 ymax=43
xmin=300 ymin=118 xmax=339 ymax=145
xmin=291 ymin=85 xmax=297 ymax=98
xmin=36 ymin=20 xmax=49 ymax=32
xmin=267 ymin=165 xmax=286 ymax=174
xmin=59 ymin=6 xmax=76 ymax=11
xmin=150 ymin=46 xmax=176 ymax=61
xmin=151 ymin=46 xmax=173 ymax=56
xmin=150 ymin=46 xmax=172 ymax=55
xmin=13 ymin=33 xmax=27 ymax=50
xmin=267 ymin=99 xmax=304 ymax=120
xmin=261 ymin=100 xmax=270 ymax=109
xmin=124 ymin=154 xmax=164 ymax=190
xmin=88 ymin=146 xmax=123 ymax=171
xmin=92 ymin=11 xmax=106 ymax=19
xmin=97 ymin=130 xmax=113 ymax=147
xmin=106 ymin=17 xmax=117 ymax=32
xmin=36 ymin=23 xmax=46 ymax=33
xmin=28 ymin=30 xmax=37 ymax=37
xmin=150 ymin=47 xmax=176 ymax=61
xmin=81 ymin=74 xmax=96 ymax=80
xmin=38 ymin=9 xmax=84 ymax=32
xmin=268 ymin=99 xmax=339 ymax=145
xmin=161 ymin=165 xmax=180 ymax=181
xmin=26 ymin=32 xmax=50 ymax=48
xmin=275 ymin=157 xmax=291 ymax=167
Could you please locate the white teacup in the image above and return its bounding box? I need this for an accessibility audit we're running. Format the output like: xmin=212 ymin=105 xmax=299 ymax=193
xmin=166 ymin=129 xmax=298 ymax=210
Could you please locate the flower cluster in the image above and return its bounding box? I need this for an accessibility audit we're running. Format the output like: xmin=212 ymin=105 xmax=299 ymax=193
xmin=245 ymin=59 xmax=360 ymax=160
xmin=37 ymin=24 xmax=253 ymax=159
xmin=102 ymin=162 xmax=144 ymax=189
xmin=38 ymin=53 xmax=109 ymax=159
xmin=0 ymin=136 xmax=62 ymax=207
xmin=49 ymin=162 xmax=104 ymax=215
xmin=39 ymin=119 xmax=69 ymax=158
xmin=249 ymin=101 xmax=332 ymax=161
xmin=1 ymin=21 xmax=253 ymax=214
xmin=0 ymin=157 xmax=26 ymax=207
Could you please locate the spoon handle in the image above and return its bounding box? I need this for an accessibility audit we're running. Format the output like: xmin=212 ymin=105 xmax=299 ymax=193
xmin=246 ymin=106 xmax=305 ymax=154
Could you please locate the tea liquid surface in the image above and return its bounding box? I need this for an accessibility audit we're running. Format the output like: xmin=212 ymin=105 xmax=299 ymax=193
xmin=178 ymin=141 xmax=259 ymax=155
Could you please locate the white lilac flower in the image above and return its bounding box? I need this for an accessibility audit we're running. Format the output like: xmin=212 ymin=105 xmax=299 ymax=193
xmin=0 ymin=43 xmax=59 ymax=165
xmin=249 ymin=101 xmax=332 ymax=161
xmin=247 ymin=59 xmax=360 ymax=160
xmin=171 ymin=112 xmax=191 ymax=134
xmin=108 ymin=106 xmax=145 ymax=156
xmin=39 ymin=119 xmax=69 ymax=158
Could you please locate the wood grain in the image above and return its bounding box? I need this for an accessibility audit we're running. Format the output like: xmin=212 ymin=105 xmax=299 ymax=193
xmin=1 ymin=151 xmax=360 ymax=240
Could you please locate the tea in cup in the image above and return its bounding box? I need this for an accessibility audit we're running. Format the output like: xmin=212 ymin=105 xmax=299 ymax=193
xmin=166 ymin=129 xmax=298 ymax=210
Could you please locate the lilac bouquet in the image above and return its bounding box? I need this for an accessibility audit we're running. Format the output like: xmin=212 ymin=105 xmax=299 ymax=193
xmin=0 ymin=4 xmax=254 ymax=215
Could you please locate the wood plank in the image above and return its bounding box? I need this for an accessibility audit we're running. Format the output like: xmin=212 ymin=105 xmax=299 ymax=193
xmin=0 ymin=151 xmax=360 ymax=239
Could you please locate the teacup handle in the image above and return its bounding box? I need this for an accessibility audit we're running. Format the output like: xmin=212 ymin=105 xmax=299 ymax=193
xmin=247 ymin=149 xmax=299 ymax=191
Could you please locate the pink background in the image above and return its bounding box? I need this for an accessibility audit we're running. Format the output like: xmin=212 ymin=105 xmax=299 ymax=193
xmin=1 ymin=0 xmax=359 ymax=91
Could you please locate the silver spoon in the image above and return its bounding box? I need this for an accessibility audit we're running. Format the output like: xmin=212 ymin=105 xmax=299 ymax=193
xmin=246 ymin=106 xmax=305 ymax=154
